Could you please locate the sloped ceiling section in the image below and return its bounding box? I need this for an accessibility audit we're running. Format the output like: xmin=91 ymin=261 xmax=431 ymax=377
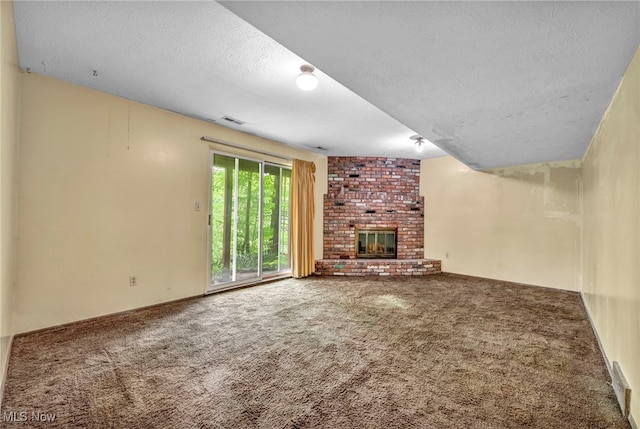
xmin=221 ymin=1 xmax=640 ymax=169
xmin=12 ymin=1 xmax=447 ymax=161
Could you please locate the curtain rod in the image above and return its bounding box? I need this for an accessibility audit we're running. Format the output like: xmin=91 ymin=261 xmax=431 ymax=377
xmin=201 ymin=136 xmax=292 ymax=161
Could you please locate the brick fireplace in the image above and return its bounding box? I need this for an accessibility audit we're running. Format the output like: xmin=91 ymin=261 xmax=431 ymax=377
xmin=314 ymin=157 xmax=441 ymax=276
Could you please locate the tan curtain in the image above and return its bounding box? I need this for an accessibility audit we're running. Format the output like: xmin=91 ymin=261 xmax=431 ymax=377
xmin=291 ymin=159 xmax=316 ymax=278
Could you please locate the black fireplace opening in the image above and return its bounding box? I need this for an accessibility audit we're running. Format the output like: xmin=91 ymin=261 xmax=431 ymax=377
xmin=356 ymin=228 xmax=397 ymax=258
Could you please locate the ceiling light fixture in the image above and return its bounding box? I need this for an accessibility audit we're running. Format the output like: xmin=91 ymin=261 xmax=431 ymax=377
xmin=296 ymin=64 xmax=318 ymax=91
xmin=410 ymin=135 xmax=426 ymax=152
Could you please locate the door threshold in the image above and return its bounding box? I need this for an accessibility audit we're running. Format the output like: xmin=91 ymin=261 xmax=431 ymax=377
xmin=206 ymin=272 xmax=292 ymax=295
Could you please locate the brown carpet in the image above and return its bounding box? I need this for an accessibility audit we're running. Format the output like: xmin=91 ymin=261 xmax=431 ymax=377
xmin=1 ymin=274 xmax=628 ymax=428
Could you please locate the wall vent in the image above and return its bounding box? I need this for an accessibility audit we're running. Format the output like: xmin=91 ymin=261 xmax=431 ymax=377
xmin=612 ymin=361 xmax=631 ymax=418
xmin=221 ymin=115 xmax=245 ymax=126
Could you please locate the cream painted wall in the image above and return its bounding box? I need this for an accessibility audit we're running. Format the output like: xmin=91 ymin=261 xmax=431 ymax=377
xmin=421 ymin=156 xmax=582 ymax=291
xmin=582 ymin=46 xmax=639 ymax=423
xmin=0 ymin=0 xmax=19 ymax=400
xmin=15 ymin=72 xmax=326 ymax=334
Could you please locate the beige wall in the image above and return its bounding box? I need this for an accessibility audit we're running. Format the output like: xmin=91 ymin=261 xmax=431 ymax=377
xmin=421 ymin=156 xmax=582 ymax=291
xmin=15 ymin=72 xmax=326 ymax=334
xmin=0 ymin=0 xmax=19 ymax=400
xmin=582 ymin=46 xmax=639 ymax=423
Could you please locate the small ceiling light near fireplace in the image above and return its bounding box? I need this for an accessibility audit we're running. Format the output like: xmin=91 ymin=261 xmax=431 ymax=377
xmin=296 ymin=64 xmax=318 ymax=91
xmin=410 ymin=135 xmax=426 ymax=152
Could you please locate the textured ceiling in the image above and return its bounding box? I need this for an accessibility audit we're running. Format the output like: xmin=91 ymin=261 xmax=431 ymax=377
xmin=221 ymin=1 xmax=640 ymax=169
xmin=12 ymin=1 xmax=446 ymax=161
xmin=13 ymin=1 xmax=640 ymax=169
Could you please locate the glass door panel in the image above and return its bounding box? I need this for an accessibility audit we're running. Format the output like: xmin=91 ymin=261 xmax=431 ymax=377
xmin=235 ymin=159 xmax=261 ymax=282
xmin=210 ymin=154 xmax=261 ymax=289
xmin=278 ymin=168 xmax=292 ymax=271
xmin=262 ymin=164 xmax=291 ymax=276
xmin=210 ymin=154 xmax=236 ymax=285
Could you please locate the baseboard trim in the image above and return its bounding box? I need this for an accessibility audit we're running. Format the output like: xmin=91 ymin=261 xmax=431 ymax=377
xmin=15 ymin=294 xmax=203 ymax=338
xmin=0 ymin=334 xmax=14 ymax=408
xmin=440 ymin=272 xmax=579 ymax=294
xmin=15 ymin=275 xmax=294 ymax=338
xmin=580 ymin=293 xmax=613 ymax=375
xmin=580 ymin=292 xmax=636 ymax=428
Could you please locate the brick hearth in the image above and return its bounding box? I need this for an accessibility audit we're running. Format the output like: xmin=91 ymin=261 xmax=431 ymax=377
xmin=315 ymin=156 xmax=441 ymax=276
xmin=314 ymin=259 xmax=442 ymax=276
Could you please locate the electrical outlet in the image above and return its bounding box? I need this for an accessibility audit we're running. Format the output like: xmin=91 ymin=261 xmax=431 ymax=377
xmin=129 ymin=275 xmax=138 ymax=287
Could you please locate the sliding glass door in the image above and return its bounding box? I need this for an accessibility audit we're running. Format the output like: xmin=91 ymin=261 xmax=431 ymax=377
xmin=209 ymin=152 xmax=291 ymax=292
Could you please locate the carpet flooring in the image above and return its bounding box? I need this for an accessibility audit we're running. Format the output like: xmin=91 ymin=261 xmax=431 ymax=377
xmin=1 ymin=274 xmax=628 ymax=428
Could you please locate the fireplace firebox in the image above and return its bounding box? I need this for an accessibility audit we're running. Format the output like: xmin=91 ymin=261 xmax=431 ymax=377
xmin=356 ymin=228 xmax=397 ymax=259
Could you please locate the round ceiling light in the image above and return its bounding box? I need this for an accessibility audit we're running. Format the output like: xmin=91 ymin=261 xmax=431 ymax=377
xmin=296 ymin=64 xmax=318 ymax=91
